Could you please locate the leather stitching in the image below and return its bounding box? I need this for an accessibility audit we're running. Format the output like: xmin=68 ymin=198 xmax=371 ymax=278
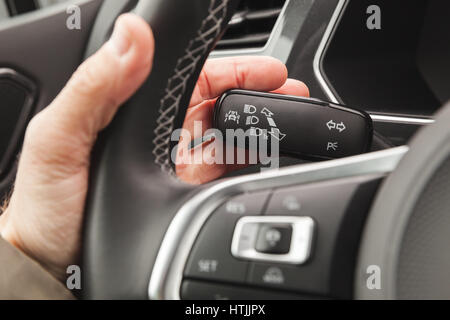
xmin=152 ymin=0 xmax=229 ymax=174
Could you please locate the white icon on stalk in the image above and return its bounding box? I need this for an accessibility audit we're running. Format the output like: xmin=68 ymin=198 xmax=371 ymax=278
xmin=246 ymin=116 xmax=260 ymax=125
xmin=268 ymin=128 xmax=286 ymax=141
xmin=327 ymin=120 xmax=346 ymax=133
xmin=224 ymin=110 xmax=241 ymax=124
xmin=249 ymin=127 xmax=265 ymax=137
xmin=327 ymin=142 xmax=339 ymax=151
xmin=261 ymin=107 xmax=275 ymax=118
xmin=267 ymin=117 xmax=277 ymax=128
xmin=244 ymin=104 xmax=257 ymax=114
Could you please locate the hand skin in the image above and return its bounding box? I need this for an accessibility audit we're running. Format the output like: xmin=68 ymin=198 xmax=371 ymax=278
xmin=0 ymin=14 xmax=309 ymax=281
xmin=177 ymin=57 xmax=309 ymax=184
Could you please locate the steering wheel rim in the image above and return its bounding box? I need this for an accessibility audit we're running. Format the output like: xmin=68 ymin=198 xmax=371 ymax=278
xmin=356 ymin=100 xmax=450 ymax=300
xmin=82 ymin=0 xmax=240 ymax=299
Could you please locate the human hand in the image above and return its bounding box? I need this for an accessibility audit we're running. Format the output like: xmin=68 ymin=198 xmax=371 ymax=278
xmin=0 ymin=14 xmax=154 ymax=280
xmin=0 ymin=13 xmax=309 ymax=283
xmin=177 ymin=56 xmax=309 ymax=184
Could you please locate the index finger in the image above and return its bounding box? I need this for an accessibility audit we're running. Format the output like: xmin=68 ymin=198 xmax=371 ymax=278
xmin=190 ymin=56 xmax=289 ymax=107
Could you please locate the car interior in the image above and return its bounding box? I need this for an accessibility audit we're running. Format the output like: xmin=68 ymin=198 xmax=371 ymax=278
xmin=0 ymin=0 xmax=449 ymax=300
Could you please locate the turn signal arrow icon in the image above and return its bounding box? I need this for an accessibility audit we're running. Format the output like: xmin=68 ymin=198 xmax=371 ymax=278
xmin=327 ymin=120 xmax=336 ymax=130
xmin=336 ymin=122 xmax=346 ymax=133
xmin=327 ymin=120 xmax=346 ymax=133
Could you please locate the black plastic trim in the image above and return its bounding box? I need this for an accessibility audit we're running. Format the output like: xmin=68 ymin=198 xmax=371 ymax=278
xmin=0 ymin=68 xmax=37 ymax=180
xmin=213 ymin=89 xmax=374 ymax=161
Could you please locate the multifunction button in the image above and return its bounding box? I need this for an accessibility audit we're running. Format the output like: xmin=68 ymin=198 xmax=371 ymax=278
xmin=255 ymin=224 xmax=292 ymax=254
xmin=231 ymin=216 xmax=315 ymax=265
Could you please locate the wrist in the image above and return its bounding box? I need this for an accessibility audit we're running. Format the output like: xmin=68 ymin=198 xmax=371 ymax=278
xmin=0 ymin=207 xmax=22 ymax=254
xmin=0 ymin=207 xmax=10 ymax=241
xmin=0 ymin=205 xmax=66 ymax=282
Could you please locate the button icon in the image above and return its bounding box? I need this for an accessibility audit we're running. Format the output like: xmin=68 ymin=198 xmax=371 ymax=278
xmin=246 ymin=116 xmax=260 ymax=125
xmin=265 ymin=228 xmax=282 ymax=247
xmin=327 ymin=120 xmax=346 ymax=133
xmin=244 ymin=104 xmax=257 ymax=114
xmin=327 ymin=142 xmax=339 ymax=151
xmin=262 ymin=267 xmax=285 ymax=285
xmin=256 ymin=224 xmax=292 ymax=254
xmin=224 ymin=110 xmax=241 ymax=124
xmin=268 ymin=128 xmax=287 ymax=141
xmin=282 ymin=195 xmax=301 ymax=211
xmin=336 ymin=122 xmax=346 ymax=133
xmin=261 ymin=107 xmax=275 ymax=118
xmin=198 ymin=259 xmax=218 ymax=273
xmin=226 ymin=201 xmax=246 ymax=214
xmin=267 ymin=117 xmax=277 ymax=128
xmin=249 ymin=127 xmax=265 ymax=137
xmin=326 ymin=120 xmax=336 ymax=131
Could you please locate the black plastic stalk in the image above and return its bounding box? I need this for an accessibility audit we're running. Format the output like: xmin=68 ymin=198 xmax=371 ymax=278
xmin=214 ymin=90 xmax=373 ymax=160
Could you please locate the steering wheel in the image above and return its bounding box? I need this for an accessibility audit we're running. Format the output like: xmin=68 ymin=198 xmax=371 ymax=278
xmin=81 ymin=0 xmax=450 ymax=299
xmin=83 ymin=0 xmax=241 ymax=299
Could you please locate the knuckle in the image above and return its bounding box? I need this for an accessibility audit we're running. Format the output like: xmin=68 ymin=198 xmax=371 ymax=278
xmin=233 ymin=60 xmax=247 ymax=88
xmin=197 ymin=69 xmax=213 ymax=100
xmin=23 ymin=112 xmax=89 ymax=170
xmin=23 ymin=112 xmax=57 ymax=155
xmin=69 ymin=55 xmax=115 ymax=97
xmin=71 ymin=64 xmax=107 ymax=96
xmin=24 ymin=113 xmax=46 ymax=145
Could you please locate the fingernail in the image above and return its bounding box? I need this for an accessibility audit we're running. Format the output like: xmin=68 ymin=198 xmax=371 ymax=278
xmin=109 ymin=19 xmax=131 ymax=56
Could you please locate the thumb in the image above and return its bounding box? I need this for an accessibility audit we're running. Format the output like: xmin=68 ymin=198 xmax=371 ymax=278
xmin=0 ymin=14 xmax=154 ymax=277
xmin=47 ymin=13 xmax=154 ymax=135
xmin=23 ymin=13 xmax=154 ymax=170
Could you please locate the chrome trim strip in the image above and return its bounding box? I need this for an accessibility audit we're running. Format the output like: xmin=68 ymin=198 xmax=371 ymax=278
xmin=0 ymin=0 xmax=8 ymax=20
xmin=370 ymin=114 xmax=434 ymax=125
xmin=210 ymin=0 xmax=316 ymax=63
xmin=148 ymin=146 xmax=409 ymax=300
xmin=210 ymin=0 xmax=289 ymax=57
xmin=312 ymin=0 xmax=346 ymax=104
xmin=313 ymin=0 xmax=435 ymax=126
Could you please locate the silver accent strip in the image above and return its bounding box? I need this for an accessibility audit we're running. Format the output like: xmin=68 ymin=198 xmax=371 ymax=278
xmin=148 ymin=146 xmax=409 ymax=300
xmin=313 ymin=0 xmax=346 ymax=104
xmin=370 ymin=114 xmax=434 ymax=125
xmin=210 ymin=0 xmax=289 ymax=59
xmin=210 ymin=0 xmax=316 ymax=64
xmin=231 ymin=216 xmax=315 ymax=265
xmin=313 ymin=0 xmax=435 ymax=126
xmin=0 ymin=0 xmax=9 ymax=20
